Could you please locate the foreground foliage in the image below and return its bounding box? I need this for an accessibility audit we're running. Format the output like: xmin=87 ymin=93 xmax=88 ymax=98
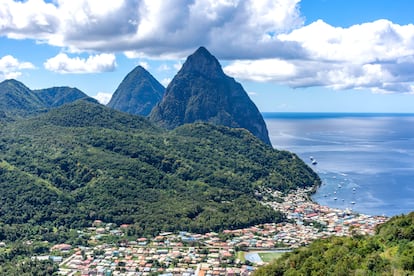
xmin=254 ymin=212 xmax=414 ymax=275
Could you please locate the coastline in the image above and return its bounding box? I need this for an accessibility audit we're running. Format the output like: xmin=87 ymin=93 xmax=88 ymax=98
xmin=52 ymin=187 xmax=389 ymax=275
xmin=261 ymin=187 xmax=388 ymax=239
xmin=264 ymin=114 xmax=414 ymax=217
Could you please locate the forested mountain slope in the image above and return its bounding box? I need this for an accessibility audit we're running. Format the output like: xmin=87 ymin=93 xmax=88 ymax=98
xmin=0 ymin=100 xmax=320 ymax=239
xmin=0 ymin=79 xmax=90 ymax=117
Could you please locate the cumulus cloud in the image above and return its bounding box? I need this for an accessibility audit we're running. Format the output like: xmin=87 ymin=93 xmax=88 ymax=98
xmin=1 ymin=0 xmax=414 ymax=93
xmin=93 ymin=92 xmax=113 ymax=105
xmin=0 ymin=55 xmax=35 ymax=80
xmin=0 ymin=0 xmax=304 ymax=58
xmin=225 ymin=59 xmax=297 ymax=82
xmin=278 ymin=19 xmax=414 ymax=64
xmin=0 ymin=0 xmax=59 ymax=40
xmin=225 ymin=19 xmax=414 ymax=93
xmin=161 ymin=78 xmax=172 ymax=87
xmin=44 ymin=53 xmax=116 ymax=73
xmin=138 ymin=61 xmax=149 ymax=70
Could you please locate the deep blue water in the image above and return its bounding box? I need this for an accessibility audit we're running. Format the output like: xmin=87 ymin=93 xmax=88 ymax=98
xmin=263 ymin=113 xmax=414 ymax=217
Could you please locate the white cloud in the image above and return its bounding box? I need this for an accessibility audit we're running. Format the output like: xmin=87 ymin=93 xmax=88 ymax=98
xmin=1 ymin=0 xmax=414 ymax=93
xmin=93 ymin=92 xmax=113 ymax=105
xmin=138 ymin=61 xmax=149 ymax=70
xmin=0 ymin=0 xmax=304 ymax=58
xmin=44 ymin=53 xmax=116 ymax=73
xmin=224 ymin=59 xmax=296 ymax=82
xmin=225 ymin=19 xmax=414 ymax=93
xmin=278 ymin=19 xmax=414 ymax=64
xmin=161 ymin=78 xmax=172 ymax=87
xmin=174 ymin=61 xmax=183 ymax=71
xmin=0 ymin=55 xmax=35 ymax=80
xmin=0 ymin=0 xmax=59 ymax=40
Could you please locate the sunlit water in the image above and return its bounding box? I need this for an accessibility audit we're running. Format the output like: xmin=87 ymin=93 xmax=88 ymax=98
xmin=264 ymin=113 xmax=414 ymax=217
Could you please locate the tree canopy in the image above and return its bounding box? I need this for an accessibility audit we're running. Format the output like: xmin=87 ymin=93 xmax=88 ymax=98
xmin=0 ymin=100 xmax=319 ymax=240
xmin=254 ymin=212 xmax=414 ymax=275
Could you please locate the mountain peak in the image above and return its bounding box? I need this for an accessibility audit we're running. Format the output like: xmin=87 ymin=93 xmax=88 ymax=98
xmin=34 ymin=86 xmax=89 ymax=108
xmin=1 ymin=79 xmax=30 ymax=91
xmin=131 ymin=65 xmax=151 ymax=76
xmin=180 ymin=46 xmax=224 ymax=78
xmin=150 ymin=47 xmax=271 ymax=145
xmin=107 ymin=65 xmax=165 ymax=116
xmin=0 ymin=79 xmax=93 ymax=116
xmin=0 ymin=79 xmax=44 ymax=114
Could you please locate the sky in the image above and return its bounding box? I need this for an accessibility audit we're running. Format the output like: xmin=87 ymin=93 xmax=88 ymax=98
xmin=0 ymin=0 xmax=414 ymax=112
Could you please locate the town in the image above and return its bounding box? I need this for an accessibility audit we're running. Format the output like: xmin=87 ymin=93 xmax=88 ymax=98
xmin=34 ymin=188 xmax=388 ymax=276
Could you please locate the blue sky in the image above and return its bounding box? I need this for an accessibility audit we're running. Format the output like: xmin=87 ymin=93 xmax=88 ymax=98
xmin=1 ymin=0 xmax=414 ymax=112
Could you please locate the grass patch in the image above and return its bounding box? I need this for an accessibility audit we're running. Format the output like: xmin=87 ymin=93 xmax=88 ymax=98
xmin=236 ymin=251 xmax=246 ymax=262
xmin=258 ymin=252 xmax=284 ymax=263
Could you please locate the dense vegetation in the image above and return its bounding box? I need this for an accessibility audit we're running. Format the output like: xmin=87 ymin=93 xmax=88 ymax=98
xmin=0 ymin=259 xmax=58 ymax=276
xmin=254 ymin=212 xmax=414 ymax=275
xmin=0 ymin=79 xmax=44 ymax=116
xmin=0 ymin=100 xmax=319 ymax=242
xmin=0 ymin=79 xmax=89 ymax=117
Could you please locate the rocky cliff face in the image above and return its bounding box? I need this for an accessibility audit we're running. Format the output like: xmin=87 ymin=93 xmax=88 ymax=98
xmin=107 ymin=66 xmax=165 ymax=116
xmin=149 ymin=47 xmax=271 ymax=145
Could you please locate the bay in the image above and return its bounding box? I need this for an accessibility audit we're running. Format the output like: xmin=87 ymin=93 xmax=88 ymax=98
xmin=264 ymin=113 xmax=414 ymax=217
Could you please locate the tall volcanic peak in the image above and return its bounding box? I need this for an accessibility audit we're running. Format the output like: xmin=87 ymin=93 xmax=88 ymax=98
xmin=107 ymin=65 xmax=165 ymax=116
xmin=149 ymin=47 xmax=271 ymax=145
xmin=179 ymin=46 xmax=225 ymax=78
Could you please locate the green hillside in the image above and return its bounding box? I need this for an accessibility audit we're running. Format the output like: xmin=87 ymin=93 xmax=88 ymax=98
xmin=254 ymin=212 xmax=414 ymax=275
xmin=0 ymin=79 xmax=44 ymax=116
xmin=34 ymin=86 xmax=89 ymax=108
xmin=0 ymin=100 xmax=320 ymax=241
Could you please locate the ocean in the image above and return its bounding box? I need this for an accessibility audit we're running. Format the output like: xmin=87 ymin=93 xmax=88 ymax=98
xmin=264 ymin=113 xmax=414 ymax=217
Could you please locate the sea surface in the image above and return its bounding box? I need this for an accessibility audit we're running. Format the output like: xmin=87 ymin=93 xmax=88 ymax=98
xmin=264 ymin=113 xmax=414 ymax=217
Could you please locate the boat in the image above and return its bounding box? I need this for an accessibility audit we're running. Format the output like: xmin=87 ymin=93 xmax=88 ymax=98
xmin=312 ymin=159 xmax=318 ymax=165
xmin=351 ymin=201 xmax=356 ymax=205
xmin=334 ymin=197 xmax=337 ymax=200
